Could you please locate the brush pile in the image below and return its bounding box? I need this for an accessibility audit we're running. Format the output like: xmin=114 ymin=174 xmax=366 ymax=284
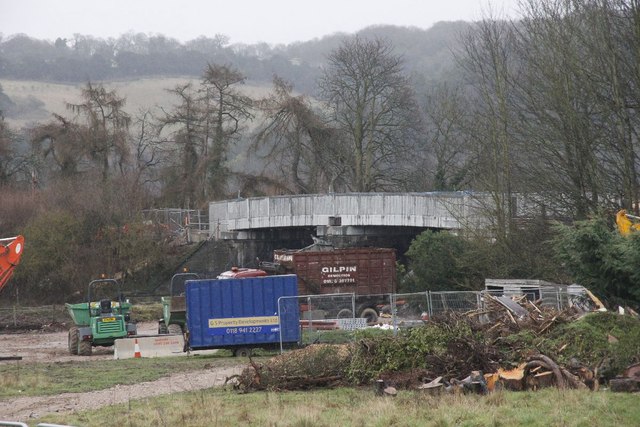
xmin=232 ymin=302 xmax=640 ymax=393
xmin=233 ymin=344 xmax=351 ymax=392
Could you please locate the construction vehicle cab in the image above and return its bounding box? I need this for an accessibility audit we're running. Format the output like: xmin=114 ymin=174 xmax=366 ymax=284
xmin=0 ymin=235 xmax=24 ymax=293
xmin=66 ymin=279 xmax=136 ymax=356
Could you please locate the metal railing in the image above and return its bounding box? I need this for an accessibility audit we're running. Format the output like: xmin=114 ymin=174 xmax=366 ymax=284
xmin=141 ymin=208 xmax=209 ymax=233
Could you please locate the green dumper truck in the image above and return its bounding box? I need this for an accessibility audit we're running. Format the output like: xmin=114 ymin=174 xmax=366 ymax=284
xmin=158 ymin=272 xmax=199 ymax=335
xmin=66 ymin=279 xmax=137 ymax=356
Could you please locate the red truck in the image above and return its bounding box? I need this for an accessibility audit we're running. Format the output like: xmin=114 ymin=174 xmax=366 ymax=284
xmin=260 ymin=246 xmax=397 ymax=323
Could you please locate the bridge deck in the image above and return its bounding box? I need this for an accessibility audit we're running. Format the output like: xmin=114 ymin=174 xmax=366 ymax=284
xmin=209 ymin=192 xmax=486 ymax=238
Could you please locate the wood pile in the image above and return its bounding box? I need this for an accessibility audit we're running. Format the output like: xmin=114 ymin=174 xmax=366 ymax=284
xmin=409 ymin=354 xmax=593 ymax=395
xmin=466 ymin=294 xmax=583 ymax=339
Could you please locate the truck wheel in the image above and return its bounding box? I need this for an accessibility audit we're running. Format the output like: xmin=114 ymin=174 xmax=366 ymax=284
xmin=78 ymin=340 xmax=92 ymax=356
xmin=234 ymin=347 xmax=252 ymax=357
xmin=359 ymin=308 xmax=378 ymax=324
xmin=68 ymin=327 xmax=79 ymax=355
xmin=336 ymin=309 xmax=353 ymax=319
xmin=168 ymin=324 xmax=183 ymax=335
xmin=158 ymin=322 xmax=169 ymax=334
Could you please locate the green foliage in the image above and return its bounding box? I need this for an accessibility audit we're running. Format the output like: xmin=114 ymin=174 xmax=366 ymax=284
xmin=540 ymin=312 xmax=640 ymax=378
xmin=495 ymin=312 xmax=640 ymax=379
xmin=347 ymin=322 xmax=477 ymax=384
xmin=553 ymin=217 xmax=640 ymax=305
xmin=15 ymin=210 xmax=85 ymax=300
xmin=404 ymin=230 xmax=471 ymax=291
xmin=347 ymin=329 xmax=406 ymax=383
xmin=404 ymin=221 xmax=569 ymax=294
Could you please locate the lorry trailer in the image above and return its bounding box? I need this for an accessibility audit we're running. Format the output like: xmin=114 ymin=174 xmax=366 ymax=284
xmin=262 ymin=246 xmax=398 ymax=323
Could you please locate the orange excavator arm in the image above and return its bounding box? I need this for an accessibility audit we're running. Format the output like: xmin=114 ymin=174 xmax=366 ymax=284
xmin=0 ymin=235 xmax=25 ymax=292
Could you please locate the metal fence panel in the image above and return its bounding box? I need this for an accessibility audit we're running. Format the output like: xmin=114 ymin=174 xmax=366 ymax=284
xmin=278 ymin=293 xmax=361 ymax=350
xmin=428 ymin=291 xmax=483 ymax=317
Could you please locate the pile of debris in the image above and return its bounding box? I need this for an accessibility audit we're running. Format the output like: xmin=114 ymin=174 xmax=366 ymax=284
xmin=232 ymin=344 xmax=351 ymax=392
xmin=467 ymin=294 xmax=583 ymax=338
xmin=230 ymin=300 xmax=640 ymax=394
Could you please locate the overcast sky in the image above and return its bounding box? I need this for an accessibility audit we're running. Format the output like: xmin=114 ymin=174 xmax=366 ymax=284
xmin=2 ymin=0 xmax=521 ymax=45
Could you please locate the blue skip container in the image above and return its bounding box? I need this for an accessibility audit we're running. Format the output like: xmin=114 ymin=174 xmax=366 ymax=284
xmin=185 ymin=274 xmax=300 ymax=356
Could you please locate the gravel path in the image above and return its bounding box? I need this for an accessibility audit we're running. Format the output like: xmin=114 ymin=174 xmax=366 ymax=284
xmin=0 ymin=322 xmax=243 ymax=421
xmin=0 ymin=365 xmax=242 ymax=421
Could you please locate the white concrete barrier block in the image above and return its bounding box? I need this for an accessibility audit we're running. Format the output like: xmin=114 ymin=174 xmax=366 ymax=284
xmin=114 ymin=335 xmax=185 ymax=359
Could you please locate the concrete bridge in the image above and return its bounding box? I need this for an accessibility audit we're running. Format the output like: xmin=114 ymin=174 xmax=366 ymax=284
xmin=208 ymin=192 xmax=489 ymax=257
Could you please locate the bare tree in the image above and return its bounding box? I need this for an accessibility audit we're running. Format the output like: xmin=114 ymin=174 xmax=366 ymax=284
xmin=421 ymin=83 xmax=470 ymax=191
xmin=578 ymin=0 xmax=640 ymax=212
xmin=66 ymin=82 xmax=131 ymax=181
xmin=159 ymin=65 xmax=254 ymax=207
xmin=459 ymin=17 xmax=518 ymax=240
xmin=0 ymin=116 xmax=31 ymax=186
xmin=31 ymin=113 xmax=86 ymax=180
xmin=129 ymin=108 xmax=165 ymax=188
xmin=319 ymin=36 xmax=421 ymax=192
xmin=200 ymin=63 xmax=254 ymax=199
xmin=159 ymin=82 xmax=206 ymax=208
xmin=253 ymin=76 xmax=339 ymax=193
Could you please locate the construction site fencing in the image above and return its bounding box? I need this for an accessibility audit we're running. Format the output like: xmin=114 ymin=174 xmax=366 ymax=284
xmin=0 ymin=305 xmax=69 ymax=328
xmin=278 ymin=293 xmax=361 ymax=349
xmin=275 ymin=288 xmax=577 ymax=352
xmin=2 ymin=287 xmax=577 ymax=337
xmin=426 ymin=289 xmax=572 ymax=317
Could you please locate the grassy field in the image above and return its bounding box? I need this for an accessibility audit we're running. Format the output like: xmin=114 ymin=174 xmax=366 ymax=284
xmin=0 ymin=77 xmax=272 ymax=129
xmin=35 ymin=385 xmax=640 ymax=427
xmin=0 ymin=353 xmax=239 ymax=398
xmin=0 ymin=342 xmax=638 ymax=426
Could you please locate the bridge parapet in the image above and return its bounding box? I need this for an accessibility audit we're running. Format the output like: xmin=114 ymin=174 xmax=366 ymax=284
xmin=209 ymin=192 xmax=487 ymax=239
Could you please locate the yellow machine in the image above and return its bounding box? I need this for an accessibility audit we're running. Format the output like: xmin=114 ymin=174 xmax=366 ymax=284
xmin=615 ymin=209 xmax=640 ymax=236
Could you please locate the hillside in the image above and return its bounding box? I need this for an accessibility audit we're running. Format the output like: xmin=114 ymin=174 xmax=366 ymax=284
xmin=0 ymin=77 xmax=274 ymax=129
xmin=0 ymin=22 xmax=470 ymax=129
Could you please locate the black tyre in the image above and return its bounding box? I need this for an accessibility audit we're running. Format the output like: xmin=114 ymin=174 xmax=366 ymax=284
xmin=158 ymin=322 xmax=169 ymax=334
xmin=78 ymin=340 xmax=92 ymax=356
xmin=168 ymin=324 xmax=183 ymax=335
xmin=336 ymin=308 xmax=354 ymax=319
xmin=359 ymin=308 xmax=379 ymax=324
xmin=68 ymin=327 xmax=79 ymax=355
xmin=234 ymin=347 xmax=252 ymax=357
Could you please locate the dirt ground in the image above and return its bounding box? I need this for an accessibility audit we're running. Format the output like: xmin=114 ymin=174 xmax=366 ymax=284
xmin=0 ymin=321 xmax=169 ymax=363
xmin=0 ymin=322 xmax=244 ymax=421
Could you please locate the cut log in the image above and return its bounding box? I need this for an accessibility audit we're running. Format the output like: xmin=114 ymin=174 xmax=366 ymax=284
xmin=623 ymin=363 xmax=640 ymax=380
xmin=526 ymin=355 xmax=565 ymax=389
xmin=610 ymin=378 xmax=640 ymax=393
xmin=496 ymin=365 xmax=525 ymax=391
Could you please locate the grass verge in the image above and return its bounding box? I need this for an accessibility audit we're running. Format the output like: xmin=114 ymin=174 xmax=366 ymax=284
xmin=36 ymin=387 xmax=640 ymax=427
